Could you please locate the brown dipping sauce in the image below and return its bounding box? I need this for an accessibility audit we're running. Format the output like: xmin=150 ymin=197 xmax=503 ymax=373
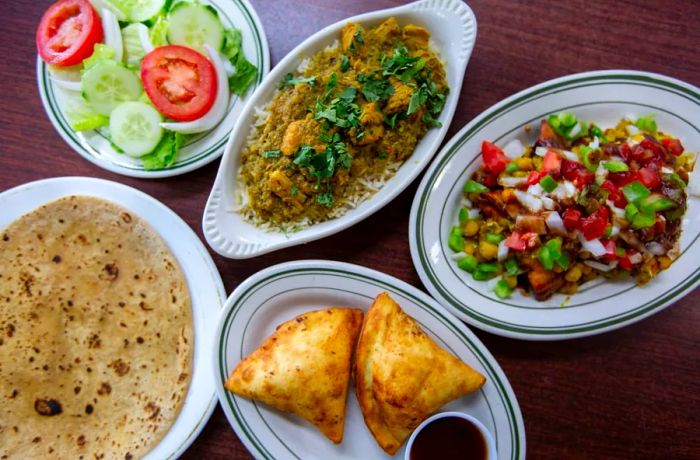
xmin=410 ymin=416 xmax=487 ymax=460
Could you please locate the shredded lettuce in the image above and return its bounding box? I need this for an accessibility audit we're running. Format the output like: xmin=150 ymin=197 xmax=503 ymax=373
xmin=221 ymin=28 xmax=257 ymax=96
xmin=141 ymin=130 xmax=184 ymax=170
xmin=82 ymin=44 xmax=117 ymax=70
xmin=122 ymin=23 xmax=149 ymax=67
xmin=149 ymin=16 xmax=169 ymax=46
xmin=64 ymin=94 xmax=109 ymax=132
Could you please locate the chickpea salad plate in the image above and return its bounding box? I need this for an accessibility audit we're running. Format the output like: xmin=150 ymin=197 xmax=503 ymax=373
xmin=409 ymin=70 xmax=700 ymax=340
xmin=203 ymin=0 xmax=477 ymax=258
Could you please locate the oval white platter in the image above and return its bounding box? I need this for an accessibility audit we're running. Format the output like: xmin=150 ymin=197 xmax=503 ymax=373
xmin=409 ymin=70 xmax=700 ymax=340
xmin=0 ymin=177 xmax=226 ymax=458
xmin=36 ymin=0 xmax=270 ymax=178
xmin=203 ymin=0 xmax=477 ymax=258
xmin=214 ymin=260 xmax=525 ymax=460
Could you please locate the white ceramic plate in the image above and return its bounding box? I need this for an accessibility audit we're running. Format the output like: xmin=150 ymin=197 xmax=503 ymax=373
xmin=36 ymin=0 xmax=270 ymax=178
xmin=409 ymin=70 xmax=700 ymax=340
xmin=0 ymin=177 xmax=226 ymax=458
xmin=203 ymin=0 xmax=477 ymax=258
xmin=214 ymin=260 xmax=525 ymax=460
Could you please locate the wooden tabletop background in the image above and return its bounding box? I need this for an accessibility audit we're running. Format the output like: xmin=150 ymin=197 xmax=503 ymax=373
xmin=3 ymin=0 xmax=699 ymax=458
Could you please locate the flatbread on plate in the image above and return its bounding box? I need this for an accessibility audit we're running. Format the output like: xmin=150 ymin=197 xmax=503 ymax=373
xmin=355 ymin=292 xmax=486 ymax=455
xmin=225 ymin=308 xmax=363 ymax=444
xmin=0 ymin=196 xmax=192 ymax=460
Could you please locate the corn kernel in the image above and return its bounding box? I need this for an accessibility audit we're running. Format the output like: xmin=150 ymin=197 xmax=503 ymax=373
xmin=478 ymin=241 xmax=499 ymax=260
xmin=515 ymin=157 xmax=533 ymax=170
xmin=463 ymin=219 xmax=480 ymax=237
xmin=565 ymin=264 xmax=583 ymax=282
xmin=463 ymin=240 xmax=477 ymax=255
xmin=503 ymin=275 xmax=518 ymax=289
xmin=658 ymin=256 xmax=672 ymax=270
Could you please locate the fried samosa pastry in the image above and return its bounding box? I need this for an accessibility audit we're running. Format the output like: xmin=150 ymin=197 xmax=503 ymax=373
xmin=355 ymin=293 xmax=486 ymax=455
xmin=225 ymin=308 xmax=364 ymax=443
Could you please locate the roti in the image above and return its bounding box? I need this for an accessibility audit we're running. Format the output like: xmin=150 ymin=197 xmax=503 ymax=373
xmin=0 ymin=196 xmax=193 ymax=460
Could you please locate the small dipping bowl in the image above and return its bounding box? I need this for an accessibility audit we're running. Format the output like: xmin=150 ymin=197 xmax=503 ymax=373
xmin=405 ymin=411 xmax=497 ymax=460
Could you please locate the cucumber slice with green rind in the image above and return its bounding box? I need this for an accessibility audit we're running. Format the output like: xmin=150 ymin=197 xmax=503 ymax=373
xmin=109 ymin=101 xmax=163 ymax=157
xmin=167 ymin=2 xmax=224 ymax=55
xmin=81 ymin=60 xmax=142 ymax=116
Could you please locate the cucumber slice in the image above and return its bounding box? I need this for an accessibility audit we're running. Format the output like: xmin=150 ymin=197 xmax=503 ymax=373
xmin=112 ymin=0 xmax=167 ymax=22
xmin=109 ymin=101 xmax=163 ymax=157
xmin=167 ymin=3 xmax=224 ymax=55
xmin=82 ymin=60 xmax=142 ymax=116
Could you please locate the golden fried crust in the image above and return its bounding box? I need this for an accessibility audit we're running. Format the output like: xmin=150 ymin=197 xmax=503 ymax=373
xmin=355 ymin=293 xmax=486 ymax=455
xmin=225 ymin=308 xmax=364 ymax=444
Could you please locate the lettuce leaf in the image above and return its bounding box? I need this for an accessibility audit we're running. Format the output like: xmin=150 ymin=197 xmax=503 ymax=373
xmin=140 ymin=130 xmax=184 ymax=170
xmin=64 ymin=93 xmax=109 ymax=132
xmin=82 ymin=44 xmax=117 ymax=70
xmin=221 ymin=28 xmax=258 ymax=96
xmin=149 ymin=16 xmax=169 ymax=46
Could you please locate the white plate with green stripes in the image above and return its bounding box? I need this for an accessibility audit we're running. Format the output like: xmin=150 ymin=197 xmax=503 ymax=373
xmin=409 ymin=70 xmax=700 ymax=340
xmin=36 ymin=0 xmax=269 ymax=178
xmin=214 ymin=260 xmax=525 ymax=460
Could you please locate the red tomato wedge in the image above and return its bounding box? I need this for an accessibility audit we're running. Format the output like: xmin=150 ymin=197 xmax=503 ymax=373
xmin=36 ymin=0 xmax=103 ymax=67
xmin=141 ymin=45 xmax=218 ymax=122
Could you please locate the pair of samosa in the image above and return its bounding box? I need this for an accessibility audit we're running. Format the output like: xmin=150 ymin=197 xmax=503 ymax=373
xmin=225 ymin=292 xmax=486 ymax=455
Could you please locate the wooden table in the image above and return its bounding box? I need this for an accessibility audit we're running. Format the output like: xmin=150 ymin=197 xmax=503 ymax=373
xmin=3 ymin=0 xmax=699 ymax=458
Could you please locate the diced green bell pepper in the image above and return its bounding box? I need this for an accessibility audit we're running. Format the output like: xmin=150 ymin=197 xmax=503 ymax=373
xmin=622 ymin=181 xmax=651 ymax=203
xmin=448 ymin=226 xmax=464 ymax=252
xmin=463 ymin=179 xmax=489 ymax=194
xmin=457 ymin=254 xmax=479 ymax=273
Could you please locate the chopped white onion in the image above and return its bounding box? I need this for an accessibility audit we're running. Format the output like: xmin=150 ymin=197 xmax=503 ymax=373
xmin=626 ymin=124 xmax=640 ymax=135
xmin=542 ymin=196 xmax=556 ymax=210
xmin=595 ymin=162 xmax=609 ymax=182
xmin=646 ymin=242 xmax=667 ymax=256
xmin=450 ymin=251 xmax=467 ymax=261
xmin=468 ymin=209 xmax=481 ymax=219
xmin=101 ymin=8 xmax=123 ymax=63
xmin=50 ymin=75 xmax=82 ymax=91
xmin=569 ymin=122 xmax=582 ymax=138
xmin=497 ymin=240 xmax=509 ymax=262
xmin=527 ymin=183 xmax=545 ymax=197
xmin=606 ymin=201 xmax=626 ymax=219
xmin=661 ymin=166 xmax=673 ymax=174
xmin=534 ymin=147 xmax=549 ymax=157
xmin=629 ymin=252 xmax=643 ymax=264
xmin=514 ymin=189 xmax=543 ymax=212
xmin=609 ymin=225 xmax=620 ymax=237
xmin=460 ymin=197 xmax=473 ymax=208
xmin=161 ymin=45 xmax=230 ymax=134
xmin=577 ymin=232 xmax=607 ymax=257
xmin=222 ymin=56 xmax=236 ymax=76
xmin=503 ymin=139 xmax=525 ymax=159
xmin=498 ymin=176 xmax=527 ymax=188
xmin=589 ymin=137 xmax=600 ymax=149
xmin=550 ymin=180 xmax=577 ymax=200
xmin=544 ymin=211 xmax=567 ymax=235
xmin=135 ymin=22 xmax=154 ymax=53
xmin=561 ymin=149 xmax=579 ymax=162
xmin=584 ymin=260 xmax=618 ymax=272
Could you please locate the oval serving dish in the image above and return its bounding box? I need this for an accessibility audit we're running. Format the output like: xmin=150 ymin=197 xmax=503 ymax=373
xmin=409 ymin=70 xmax=700 ymax=340
xmin=36 ymin=0 xmax=270 ymax=179
xmin=203 ymin=0 xmax=477 ymax=258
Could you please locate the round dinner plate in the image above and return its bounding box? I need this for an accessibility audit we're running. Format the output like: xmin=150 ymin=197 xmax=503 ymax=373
xmin=0 ymin=177 xmax=226 ymax=458
xmin=36 ymin=0 xmax=270 ymax=178
xmin=409 ymin=70 xmax=700 ymax=340
xmin=214 ymin=260 xmax=525 ymax=460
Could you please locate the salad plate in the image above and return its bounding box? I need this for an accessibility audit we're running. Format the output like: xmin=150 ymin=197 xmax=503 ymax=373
xmin=0 ymin=177 xmax=226 ymax=457
xmin=409 ymin=70 xmax=700 ymax=340
xmin=214 ymin=260 xmax=525 ymax=460
xmin=36 ymin=0 xmax=270 ymax=178
xmin=203 ymin=0 xmax=477 ymax=258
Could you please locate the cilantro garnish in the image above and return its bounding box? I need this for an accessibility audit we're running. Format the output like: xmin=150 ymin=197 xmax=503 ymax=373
xmin=348 ymin=29 xmax=364 ymax=54
xmin=360 ymin=75 xmax=394 ymax=102
xmin=279 ymin=72 xmax=317 ymax=89
xmin=340 ymin=55 xmax=350 ymax=72
xmin=382 ymin=46 xmax=425 ymax=82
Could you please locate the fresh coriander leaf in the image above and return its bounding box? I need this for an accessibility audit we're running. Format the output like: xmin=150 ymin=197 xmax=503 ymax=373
xmin=340 ymin=55 xmax=350 ymax=72
xmin=385 ymin=113 xmax=398 ymax=128
xmin=407 ymin=84 xmax=429 ymax=115
xmin=291 ymin=184 xmax=298 ymax=197
xmin=361 ymin=76 xmax=394 ymax=102
xmin=316 ymin=191 xmax=334 ymax=207
xmin=279 ymin=72 xmax=317 ymax=90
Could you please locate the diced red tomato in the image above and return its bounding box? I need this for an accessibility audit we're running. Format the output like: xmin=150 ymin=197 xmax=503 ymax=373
xmin=542 ymin=151 xmax=562 ymax=177
xmin=637 ymin=166 xmax=661 ymax=190
xmin=602 ymin=240 xmax=617 ymax=262
xmin=562 ymin=208 xmax=582 ymax=232
xmin=608 ymin=171 xmax=639 ymax=187
xmin=505 ymin=231 xmax=526 ymax=251
xmin=36 ymin=0 xmax=103 ymax=67
xmin=481 ymin=141 xmax=510 ymax=175
xmin=618 ymin=249 xmax=640 ymax=271
xmin=661 ymin=137 xmax=684 ymax=156
xmin=561 ymin=159 xmax=594 ymax=189
xmin=525 ymin=171 xmax=546 ymax=187
xmin=655 ymin=215 xmax=666 ymax=234
xmin=601 ymin=180 xmax=627 ymax=208
xmin=619 ymin=143 xmax=633 ymax=162
xmin=581 ymin=206 xmax=609 ymax=240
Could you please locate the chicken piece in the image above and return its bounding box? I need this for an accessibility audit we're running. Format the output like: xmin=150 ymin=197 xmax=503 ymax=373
xmin=357 ymin=124 xmax=385 ymax=145
xmin=527 ymin=263 xmax=565 ymax=300
xmin=369 ymin=17 xmax=400 ymax=44
xmin=384 ymin=77 xmax=413 ymax=115
xmin=280 ymin=115 xmax=325 ymax=156
xmin=341 ymin=23 xmax=365 ymax=53
xmin=402 ymin=24 xmax=431 ymax=48
xmin=360 ymin=102 xmax=383 ymax=126
xmin=267 ymin=170 xmax=304 ymax=208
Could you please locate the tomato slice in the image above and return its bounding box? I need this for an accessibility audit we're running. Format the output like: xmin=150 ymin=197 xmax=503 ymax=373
xmin=481 ymin=141 xmax=510 ymax=175
xmin=141 ymin=45 xmax=217 ymax=122
xmin=36 ymin=0 xmax=103 ymax=67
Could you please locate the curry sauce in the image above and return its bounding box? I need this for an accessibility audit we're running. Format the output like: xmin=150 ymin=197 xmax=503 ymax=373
xmin=239 ymin=18 xmax=448 ymax=227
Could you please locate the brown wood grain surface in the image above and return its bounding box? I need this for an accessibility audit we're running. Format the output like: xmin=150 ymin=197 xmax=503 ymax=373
xmin=2 ymin=0 xmax=699 ymax=458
